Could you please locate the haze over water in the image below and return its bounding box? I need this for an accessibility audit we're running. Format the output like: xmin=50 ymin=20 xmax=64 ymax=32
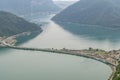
xmin=21 ymin=15 xmax=120 ymax=51
xmin=1 ymin=14 xmax=118 ymax=80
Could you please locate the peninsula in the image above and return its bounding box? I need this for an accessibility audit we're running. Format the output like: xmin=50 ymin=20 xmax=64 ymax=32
xmin=0 ymin=39 xmax=120 ymax=80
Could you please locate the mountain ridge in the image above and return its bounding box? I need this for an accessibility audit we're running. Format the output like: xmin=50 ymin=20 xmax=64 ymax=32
xmin=52 ymin=0 xmax=120 ymax=28
xmin=0 ymin=11 xmax=42 ymax=37
xmin=0 ymin=0 xmax=60 ymax=15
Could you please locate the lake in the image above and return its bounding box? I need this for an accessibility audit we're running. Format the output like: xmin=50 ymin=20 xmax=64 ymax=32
xmin=0 ymin=14 xmax=115 ymax=80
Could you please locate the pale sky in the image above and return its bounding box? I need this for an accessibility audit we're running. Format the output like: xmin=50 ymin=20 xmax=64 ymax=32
xmin=53 ymin=0 xmax=79 ymax=1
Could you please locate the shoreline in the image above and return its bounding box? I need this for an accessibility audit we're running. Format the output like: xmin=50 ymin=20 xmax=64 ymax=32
xmin=0 ymin=30 xmax=42 ymax=46
xmin=0 ymin=32 xmax=119 ymax=80
xmin=108 ymin=65 xmax=116 ymax=80
xmin=0 ymin=45 xmax=118 ymax=80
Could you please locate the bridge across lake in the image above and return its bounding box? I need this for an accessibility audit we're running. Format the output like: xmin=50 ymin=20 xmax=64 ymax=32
xmin=0 ymin=45 xmax=116 ymax=67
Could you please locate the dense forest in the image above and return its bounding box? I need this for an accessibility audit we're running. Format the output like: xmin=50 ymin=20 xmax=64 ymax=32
xmin=113 ymin=62 xmax=120 ymax=80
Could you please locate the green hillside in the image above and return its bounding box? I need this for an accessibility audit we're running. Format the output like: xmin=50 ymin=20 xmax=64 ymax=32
xmin=0 ymin=11 xmax=42 ymax=37
xmin=52 ymin=0 xmax=120 ymax=28
xmin=113 ymin=62 xmax=120 ymax=80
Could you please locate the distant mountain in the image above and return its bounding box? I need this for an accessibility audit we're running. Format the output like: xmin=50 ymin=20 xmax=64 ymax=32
xmin=54 ymin=1 xmax=77 ymax=9
xmin=0 ymin=11 xmax=42 ymax=37
xmin=0 ymin=0 xmax=31 ymax=15
xmin=31 ymin=0 xmax=61 ymax=13
xmin=52 ymin=0 xmax=120 ymax=28
xmin=0 ymin=0 xmax=60 ymax=15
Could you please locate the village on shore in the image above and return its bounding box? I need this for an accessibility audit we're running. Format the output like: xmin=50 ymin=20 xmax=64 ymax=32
xmin=0 ymin=36 xmax=120 ymax=80
xmin=1 ymin=36 xmax=120 ymax=66
xmin=1 ymin=36 xmax=120 ymax=67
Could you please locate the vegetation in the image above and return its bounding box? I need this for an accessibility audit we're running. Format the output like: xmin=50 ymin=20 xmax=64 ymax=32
xmin=0 ymin=11 xmax=42 ymax=37
xmin=83 ymin=47 xmax=107 ymax=54
xmin=113 ymin=61 xmax=120 ymax=80
xmin=52 ymin=0 xmax=120 ymax=28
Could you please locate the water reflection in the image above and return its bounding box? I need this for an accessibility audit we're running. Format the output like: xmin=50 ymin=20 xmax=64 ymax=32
xmin=16 ymin=31 xmax=41 ymax=46
xmin=0 ymin=15 xmax=112 ymax=80
xmin=17 ymin=14 xmax=120 ymax=50
xmin=20 ymin=19 xmax=120 ymax=51
xmin=54 ymin=21 xmax=120 ymax=42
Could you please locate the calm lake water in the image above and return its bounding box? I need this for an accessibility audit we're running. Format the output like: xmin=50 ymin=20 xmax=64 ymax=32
xmin=22 ymin=15 xmax=120 ymax=51
xmin=0 ymin=14 xmax=117 ymax=80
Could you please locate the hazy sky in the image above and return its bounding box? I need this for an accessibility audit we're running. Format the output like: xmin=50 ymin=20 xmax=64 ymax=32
xmin=53 ymin=0 xmax=79 ymax=1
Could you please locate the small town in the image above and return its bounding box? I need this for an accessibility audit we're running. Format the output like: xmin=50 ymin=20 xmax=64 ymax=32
xmin=0 ymin=37 xmax=120 ymax=80
xmin=1 ymin=37 xmax=120 ymax=67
